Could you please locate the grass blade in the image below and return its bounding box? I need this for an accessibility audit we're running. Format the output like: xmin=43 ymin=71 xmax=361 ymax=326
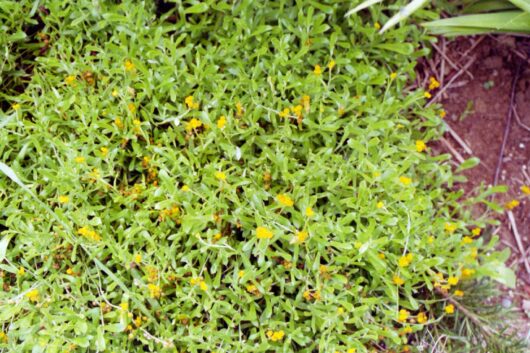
xmin=508 ymin=0 xmax=530 ymax=12
xmin=423 ymin=11 xmax=530 ymax=35
xmin=345 ymin=0 xmax=383 ymax=17
xmin=380 ymin=0 xmax=429 ymax=33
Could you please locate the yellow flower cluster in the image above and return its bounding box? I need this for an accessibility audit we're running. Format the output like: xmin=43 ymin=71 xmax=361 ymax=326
xmin=398 ymin=309 xmax=409 ymax=322
xmin=417 ymin=312 xmax=427 ymax=324
xmin=303 ymin=289 xmax=321 ymax=301
xmin=215 ymin=171 xmax=226 ymax=181
xmin=393 ymin=275 xmax=405 ymax=286
xmin=399 ymin=176 xmax=412 ymax=185
xmin=398 ymin=253 xmax=413 ymax=268
xmin=428 ymin=76 xmax=440 ymax=90
xmin=190 ymin=277 xmax=208 ymax=291
xmin=124 ymin=59 xmax=135 ymax=72
xmin=0 ymin=331 xmax=7 ymax=343
xmin=415 ymin=140 xmax=427 ymax=152
xmin=313 ymin=65 xmax=322 ymax=76
xmin=277 ymin=193 xmax=294 ymax=207
xmin=185 ymin=96 xmax=199 ymax=110
xmin=256 ymin=226 xmax=273 ymax=239
xmin=58 ymin=195 xmax=69 ymax=204
xmin=445 ymin=304 xmax=454 ymax=314
xmin=217 ymin=115 xmax=227 ymax=129
xmin=291 ymin=230 xmax=308 ymax=244
xmin=26 ymin=289 xmax=39 ymax=302
xmin=147 ymin=283 xmax=162 ymax=298
xmin=160 ymin=206 xmax=179 ymax=221
xmin=185 ymin=118 xmax=202 ymax=132
xmin=505 ymin=199 xmax=520 ymax=210
xmin=521 ymin=185 xmax=530 ymax=195
xmin=266 ymin=330 xmax=285 ymax=342
xmin=77 ymin=226 xmax=101 ymax=241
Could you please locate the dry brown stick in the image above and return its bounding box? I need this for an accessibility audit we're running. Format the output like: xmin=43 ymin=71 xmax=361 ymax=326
xmin=522 ymin=167 xmax=530 ymax=184
xmin=507 ymin=210 xmax=530 ymax=276
xmin=440 ymin=137 xmax=465 ymax=164
xmin=513 ymin=104 xmax=530 ymax=133
xmin=444 ymin=122 xmax=473 ymax=155
xmin=431 ymin=42 xmax=473 ymax=79
xmin=493 ymin=62 xmax=522 ymax=187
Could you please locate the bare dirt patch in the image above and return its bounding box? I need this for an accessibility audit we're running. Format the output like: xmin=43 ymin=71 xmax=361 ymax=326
xmin=419 ymin=35 xmax=530 ymax=334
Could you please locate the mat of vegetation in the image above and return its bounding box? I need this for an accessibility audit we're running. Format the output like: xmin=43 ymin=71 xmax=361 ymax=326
xmin=0 ymin=1 xmax=518 ymax=352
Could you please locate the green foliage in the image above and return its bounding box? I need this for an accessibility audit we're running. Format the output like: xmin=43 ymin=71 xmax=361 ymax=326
xmin=347 ymin=0 xmax=530 ymax=36
xmin=0 ymin=0 xmax=523 ymax=352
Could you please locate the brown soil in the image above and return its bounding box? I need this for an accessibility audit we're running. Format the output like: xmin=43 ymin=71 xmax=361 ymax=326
xmin=419 ymin=35 xmax=530 ymax=329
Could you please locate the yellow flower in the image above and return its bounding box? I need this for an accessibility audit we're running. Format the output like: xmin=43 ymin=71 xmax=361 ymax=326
xmin=112 ymin=89 xmax=119 ymax=97
xmin=374 ymin=22 xmax=381 ymax=30
xmin=427 ymin=236 xmax=434 ymax=244
xmin=447 ymin=276 xmax=459 ymax=286
xmin=470 ymin=247 xmax=478 ymax=259
xmin=471 ymin=227 xmax=481 ymax=236
xmin=185 ymin=96 xmax=199 ymax=110
xmin=134 ymin=254 xmax=142 ymax=263
xmin=199 ymin=281 xmax=208 ymax=291
xmin=313 ymin=64 xmax=322 ymax=76
xmin=390 ymin=72 xmax=397 ymax=80
xmin=277 ymin=193 xmax=294 ymax=207
xmin=65 ymin=75 xmax=76 ymax=86
xmin=185 ymin=118 xmax=202 ymax=131
xmin=181 ymin=184 xmax=190 ymax=192
xmin=461 ymin=268 xmax=475 ymax=278
xmin=347 ymin=349 xmax=356 ymax=353
xmin=266 ymin=330 xmax=285 ymax=342
xmin=378 ymin=253 xmax=385 ymax=259
xmin=26 ymin=289 xmax=39 ymax=302
xmin=279 ymin=108 xmax=290 ymax=118
xmin=393 ymin=275 xmax=405 ymax=286
xmin=337 ymin=307 xmax=345 ymax=315
xmin=12 ymin=103 xmax=21 ymax=110
xmin=428 ymin=76 xmax=440 ymax=90
xmin=445 ymin=304 xmax=454 ymax=314
xmin=399 ymin=176 xmax=412 ymax=185
xmin=124 ymin=60 xmax=135 ymax=72
xmin=454 ymin=290 xmax=464 ymax=297
xmin=305 ymin=207 xmax=315 ymax=217
xmin=398 ymin=309 xmax=409 ymax=322
xmin=217 ymin=115 xmax=227 ymax=129
xmin=376 ymin=201 xmax=384 ymax=209
xmin=417 ymin=312 xmax=427 ymax=324
xmin=256 ymin=226 xmax=273 ymax=239
xmin=292 ymin=105 xmax=303 ymax=118
xmin=301 ymin=95 xmax=310 ymax=112
xmin=18 ymin=267 xmax=25 ymax=276
xmin=505 ymin=199 xmax=520 ymax=210
xmin=0 ymin=331 xmax=7 ymax=343
xmin=114 ymin=117 xmax=123 ymax=129
xmin=292 ymin=230 xmax=308 ymax=244
xmin=521 ymin=185 xmax=530 ymax=195
xmin=213 ymin=232 xmax=222 ymax=241
xmin=440 ymin=110 xmax=446 ymax=118
xmin=120 ymin=302 xmax=129 ymax=311
xmin=58 ymin=195 xmax=69 ymax=204
xmin=415 ymin=140 xmax=427 ymax=152
xmin=147 ymin=284 xmax=161 ymax=298
xmin=461 ymin=236 xmax=473 ymax=245
xmin=100 ymin=147 xmax=108 ymax=156
xmin=398 ymin=253 xmax=413 ymax=268
xmin=215 ymin=171 xmax=226 ymax=181
xmin=77 ymin=226 xmax=101 ymax=241
xmin=66 ymin=268 xmax=74 ymax=275
xmin=424 ymin=92 xmax=432 ymax=99
xmin=444 ymin=222 xmax=457 ymax=233
xmin=401 ymin=326 xmax=413 ymax=334
xmin=327 ymin=60 xmax=336 ymax=70
xmin=128 ymin=103 xmax=136 ymax=114
xmin=236 ymin=101 xmax=244 ymax=117
xmin=238 ymin=270 xmax=245 ymax=278
xmin=354 ymin=241 xmax=362 ymax=249
xmin=74 ymin=156 xmax=85 ymax=164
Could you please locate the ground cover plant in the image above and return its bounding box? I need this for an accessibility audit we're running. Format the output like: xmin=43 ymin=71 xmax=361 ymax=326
xmin=0 ymin=0 xmax=524 ymax=352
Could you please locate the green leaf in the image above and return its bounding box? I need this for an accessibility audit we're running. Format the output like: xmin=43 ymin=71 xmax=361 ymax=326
xmin=478 ymin=260 xmax=516 ymax=288
xmin=457 ymin=157 xmax=480 ymax=171
xmin=185 ymin=3 xmax=209 ymax=14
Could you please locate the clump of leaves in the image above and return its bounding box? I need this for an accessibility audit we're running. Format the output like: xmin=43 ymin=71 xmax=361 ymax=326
xmin=0 ymin=0 xmax=522 ymax=352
